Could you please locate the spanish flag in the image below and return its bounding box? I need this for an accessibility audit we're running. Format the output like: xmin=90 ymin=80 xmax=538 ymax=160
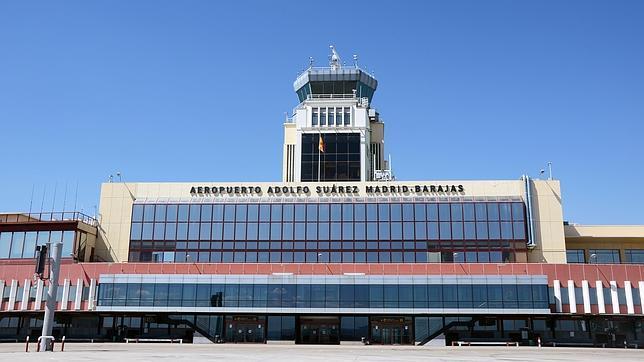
xmin=318 ymin=134 xmax=325 ymax=153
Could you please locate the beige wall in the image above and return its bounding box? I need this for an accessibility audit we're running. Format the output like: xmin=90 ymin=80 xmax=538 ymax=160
xmin=96 ymin=179 xmax=567 ymax=263
xmin=564 ymin=224 xmax=644 ymax=262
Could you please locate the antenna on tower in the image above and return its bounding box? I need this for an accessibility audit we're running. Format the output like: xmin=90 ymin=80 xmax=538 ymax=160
xmin=329 ymin=45 xmax=341 ymax=70
xmin=309 ymin=56 xmax=314 ymax=68
xmin=353 ymin=54 xmax=358 ymax=68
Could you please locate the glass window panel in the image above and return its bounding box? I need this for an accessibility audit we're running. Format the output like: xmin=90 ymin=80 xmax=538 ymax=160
xmin=313 ymin=204 xmax=328 ymax=222
xmin=488 ymin=222 xmax=500 ymax=239
xmin=463 ymin=222 xmax=475 ymax=239
xmin=189 ymin=205 xmax=201 ymax=222
xmin=165 ymin=204 xmax=177 ymax=222
xmin=475 ymin=204 xmax=487 ymax=221
xmin=513 ymin=222 xmax=525 ymax=239
xmin=224 ymin=205 xmax=236 ymax=222
xmin=366 ymin=204 xmax=378 ymax=221
xmin=36 ymin=231 xmax=50 ymax=246
xmin=401 ymin=222 xmax=414 ymax=240
xmin=304 ymin=222 xmax=316 ymax=240
xmin=210 ymin=223 xmax=223 ymax=240
xmin=414 ymin=222 xmax=426 ymax=239
xmin=153 ymin=223 xmax=165 ymax=240
xmin=342 ymin=222 xmax=353 ymax=240
xmin=176 ymin=223 xmax=188 ymax=240
xmin=390 ymin=204 xmax=402 ymax=221
xmin=487 ymin=203 xmax=499 ymax=221
xmin=438 ymin=204 xmax=450 ymax=221
xmin=413 ymin=204 xmax=426 ymax=221
xmin=451 ymin=222 xmax=463 ymax=239
xmin=427 ymin=222 xmax=439 ymax=240
xmin=367 ymin=222 xmax=378 ymax=240
xmin=450 ymin=204 xmax=463 ymax=221
xmin=271 ymin=223 xmax=282 ymax=240
xmin=378 ymin=204 xmax=389 ymax=221
xmin=199 ymin=205 xmax=212 ymax=222
xmin=282 ymin=204 xmax=294 ymax=222
xmin=188 ymin=222 xmax=200 ymax=240
xmin=501 ymin=222 xmax=513 ymax=239
xmin=303 ymin=204 xmax=316 ymax=222
xmin=154 ymin=205 xmax=166 ymax=222
xmin=212 ymin=205 xmax=224 ymax=221
xmin=259 ymin=223 xmax=270 ymax=240
xmin=130 ymin=223 xmax=142 ymax=241
xmin=162 ymin=223 xmax=175 ymax=240
xmin=9 ymin=232 xmax=24 ymax=258
xmin=463 ymin=203 xmax=475 ymax=221
xmin=330 ymin=204 xmax=341 ymax=222
xmin=342 ymin=204 xmax=353 ymax=221
xmin=22 ymin=232 xmax=37 ymax=258
xmin=427 ymin=204 xmax=438 ymax=221
xmin=142 ymin=223 xmax=154 ymax=240
xmin=354 ymin=204 xmax=365 ymax=221
xmin=499 ymin=203 xmax=512 ymax=221
xmin=177 ymin=205 xmax=189 ymax=222
xmin=132 ymin=205 xmax=144 ymax=222
xmin=476 ymin=222 xmax=488 ymax=239
xmin=294 ymin=223 xmax=305 ymax=240
xmin=512 ymin=203 xmax=525 ymax=221
xmin=143 ymin=205 xmax=155 ymax=222
xmin=235 ymin=223 xmax=247 ymax=240
xmin=235 ymin=205 xmax=247 ymax=222
xmin=391 ymin=222 xmax=402 ymax=240
xmin=330 ymin=223 xmax=341 ymax=239
xmin=223 ymin=223 xmax=234 ymax=239
xmin=354 ymin=222 xmax=365 ymax=239
xmin=295 ymin=205 xmax=306 ymax=222
xmin=378 ymin=222 xmax=390 ymax=240
xmin=270 ymin=205 xmax=282 ymax=222
xmin=439 ymin=222 xmax=451 ymax=240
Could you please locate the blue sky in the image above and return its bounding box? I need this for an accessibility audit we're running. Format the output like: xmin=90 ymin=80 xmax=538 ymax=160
xmin=0 ymin=1 xmax=643 ymax=224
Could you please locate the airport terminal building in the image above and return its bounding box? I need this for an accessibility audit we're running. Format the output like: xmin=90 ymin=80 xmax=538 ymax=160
xmin=0 ymin=49 xmax=643 ymax=346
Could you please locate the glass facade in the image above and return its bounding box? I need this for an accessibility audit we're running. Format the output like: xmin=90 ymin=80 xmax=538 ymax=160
xmin=97 ymin=282 xmax=549 ymax=310
xmin=301 ymin=133 xmax=361 ymax=182
xmin=566 ymin=249 xmax=585 ymax=264
xmin=128 ymin=201 xmax=528 ymax=263
xmin=624 ymin=249 xmax=644 ymax=264
xmin=0 ymin=230 xmax=75 ymax=260
xmin=589 ymin=249 xmax=621 ymax=264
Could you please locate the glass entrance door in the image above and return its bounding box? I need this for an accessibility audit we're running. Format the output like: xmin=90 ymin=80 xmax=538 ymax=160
xmin=370 ymin=317 xmax=413 ymax=345
xmin=298 ymin=317 xmax=340 ymax=344
xmin=225 ymin=316 xmax=265 ymax=343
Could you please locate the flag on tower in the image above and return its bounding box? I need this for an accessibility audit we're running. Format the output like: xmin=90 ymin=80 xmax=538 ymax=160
xmin=318 ymin=134 xmax=325 ymax=153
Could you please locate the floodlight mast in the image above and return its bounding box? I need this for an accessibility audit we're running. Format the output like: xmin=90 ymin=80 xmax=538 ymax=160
xmin=38 ymin=241 xmax=62 ymax=352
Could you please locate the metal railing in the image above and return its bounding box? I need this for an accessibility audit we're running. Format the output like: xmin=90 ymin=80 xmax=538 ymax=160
xmin=0 ymin=212 xmax=97 ymax=227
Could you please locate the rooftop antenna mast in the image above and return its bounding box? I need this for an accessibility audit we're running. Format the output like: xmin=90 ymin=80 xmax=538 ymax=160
xmin=329 ymin=45 xmax=341 ymax=70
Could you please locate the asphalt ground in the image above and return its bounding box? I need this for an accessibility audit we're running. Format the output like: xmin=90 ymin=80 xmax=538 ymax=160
xmin=0 ymin=343 xmax=642 ymax=361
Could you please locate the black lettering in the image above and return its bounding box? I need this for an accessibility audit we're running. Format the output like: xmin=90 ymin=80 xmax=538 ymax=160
xmin=255 ymin=186 xmax=262 ymax=194
xmin=430 ymin=185 xmax=436 ymax=192
xmin=303 ymin=186 xmax=310 ymax=194
xmin=316 ymin=186 xmax=322 ymax=193
xmin=366 ymin=186 xmax=374 ymax=193
xmin=458 ymin=185 xmax=464 ymax=192
xmin=415 ymin=185 xmax=421 ymax=192
xmin=190 ymin=186 xmax=196 ymax=194
xmin=353 ymin=186 xmax=359 ymax=193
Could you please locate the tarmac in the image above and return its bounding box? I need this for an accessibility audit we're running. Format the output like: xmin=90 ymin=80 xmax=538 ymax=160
xmin=0 ymin=343 xmax=642 ymax=361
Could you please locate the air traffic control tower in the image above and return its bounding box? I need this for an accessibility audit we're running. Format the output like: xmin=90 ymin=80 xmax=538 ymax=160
xmin=282 ymin=46 xmax=386 ymax=183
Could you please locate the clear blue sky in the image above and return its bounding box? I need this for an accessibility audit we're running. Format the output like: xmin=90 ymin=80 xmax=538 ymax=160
xmin=1 ymin=1 xmax=643 ymax=224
